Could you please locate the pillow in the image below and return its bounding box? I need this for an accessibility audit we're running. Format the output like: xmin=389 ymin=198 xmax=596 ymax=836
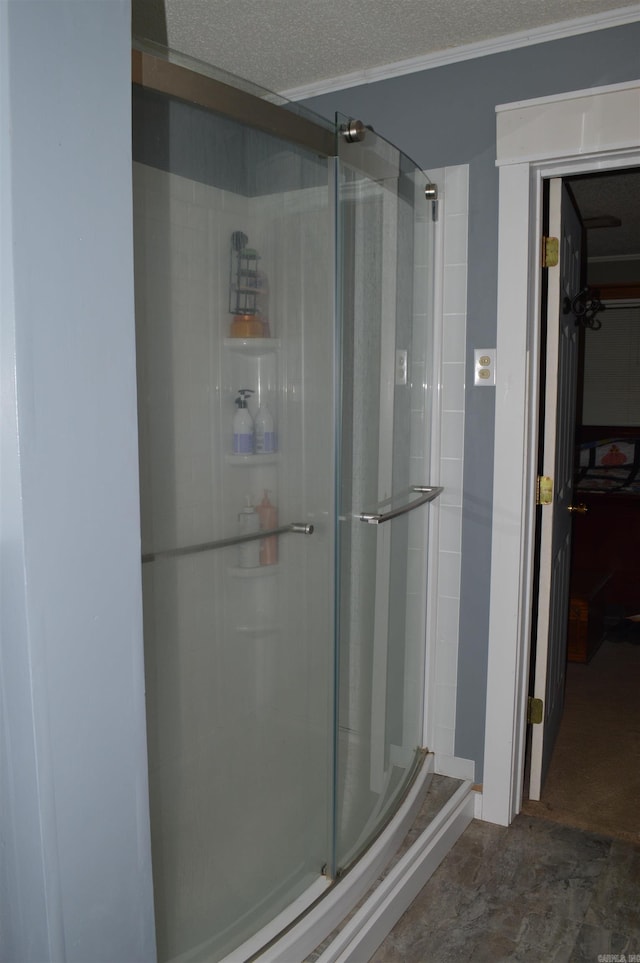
xmin=578 ymin=438 xmax=639 ymax=468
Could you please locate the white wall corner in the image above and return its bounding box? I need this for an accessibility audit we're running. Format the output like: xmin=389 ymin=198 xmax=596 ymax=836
xmin=424 ymin=164 xmax=468 ymax=758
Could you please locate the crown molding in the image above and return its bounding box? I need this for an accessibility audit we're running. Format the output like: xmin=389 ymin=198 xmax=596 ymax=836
xmin=280 ymin=3 xmax=640 ymax=101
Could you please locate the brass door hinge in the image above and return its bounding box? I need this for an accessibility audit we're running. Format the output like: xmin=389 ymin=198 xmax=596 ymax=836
xmin=542 ymin=236 xmax=559 ymax=268
xmin=528 ymin=697 xmax=544 ymax=725
xmin=536 ymin=475 xmax=553 ymax=505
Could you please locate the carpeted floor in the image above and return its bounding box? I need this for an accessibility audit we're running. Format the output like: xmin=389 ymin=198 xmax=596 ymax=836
xmin=522 ymin=637 xmax=640 ymax=843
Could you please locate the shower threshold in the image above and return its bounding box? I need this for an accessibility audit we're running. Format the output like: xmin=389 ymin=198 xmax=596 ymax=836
xmin=224 ymin=754 xmax=474 ymax=963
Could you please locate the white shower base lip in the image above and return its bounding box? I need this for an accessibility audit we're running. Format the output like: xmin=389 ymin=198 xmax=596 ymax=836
xmin=219 ymin=752 xmax=434 ymax=963
xmin=253 ymin=753 xmax=474 ymax=963
xmin=311 ymin=776 xmax=475 ymax=963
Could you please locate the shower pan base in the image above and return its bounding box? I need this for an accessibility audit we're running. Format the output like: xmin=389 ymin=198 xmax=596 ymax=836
xmin=222 ymin=753 xmax=475 ymax=963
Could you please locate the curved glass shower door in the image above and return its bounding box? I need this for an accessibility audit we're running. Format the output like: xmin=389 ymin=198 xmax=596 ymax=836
xmin=134 ymin=57 xmax=337 ymax=963
xmin=335 ymin=121 xmax=437 ymax=870
xmin=134 ymin=50 xmax=437 ymax=963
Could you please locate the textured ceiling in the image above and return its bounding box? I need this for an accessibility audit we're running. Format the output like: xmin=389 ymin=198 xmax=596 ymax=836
xmin=132 ymin=0 xmax=640 ymax=96
xmin=131 ymin=1 xmax=640 ymax=262
xmin=570 ymin=171 xmax=640 ymax=261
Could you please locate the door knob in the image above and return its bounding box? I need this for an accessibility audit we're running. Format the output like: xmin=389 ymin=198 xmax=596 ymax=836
xmin=568 ymin=503 xmax=588 ymax=515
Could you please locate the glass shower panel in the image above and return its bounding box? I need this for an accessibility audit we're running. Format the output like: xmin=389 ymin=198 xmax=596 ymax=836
xmin=335 ymin=125 xmax=436 ymax=870
xmin=134 ymin=86 xmax=335 ymax=962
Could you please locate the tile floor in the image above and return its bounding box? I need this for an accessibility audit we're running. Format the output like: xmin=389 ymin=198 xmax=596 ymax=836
xmin=370 ymin=814 xmax=640 ymax=963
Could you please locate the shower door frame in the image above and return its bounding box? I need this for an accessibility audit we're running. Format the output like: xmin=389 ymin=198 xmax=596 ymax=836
xmin=131 ymin=50 xmax=334 ymax=157
xmin=333 ymin=135 xmax=440 ymax=876
xmin=134 ymin=49 xmax=341 ymax=959
xmin=132 ymin=47 xmax=442 ymax=961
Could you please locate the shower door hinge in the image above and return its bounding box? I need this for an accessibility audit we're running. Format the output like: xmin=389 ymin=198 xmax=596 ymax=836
xmin=542 ymin=236 xmax=559 ymax=268
xmin=341 ymin=119 xmax=366 ymax=143
xmin=425 ymin=183 xmax=439 ymax=221
xmin=528 ymin=696 xmax=544 ymax=725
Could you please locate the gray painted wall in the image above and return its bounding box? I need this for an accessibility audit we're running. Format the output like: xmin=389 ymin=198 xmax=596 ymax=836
xmin=0 ymin=2 xmax=156 ymax=960
xmin=303 ymin=23 xmax=640 ymax=778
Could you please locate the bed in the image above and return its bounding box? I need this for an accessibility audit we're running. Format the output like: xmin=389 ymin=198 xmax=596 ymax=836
xmin=571 ymin=424 xmax=640 ymax=611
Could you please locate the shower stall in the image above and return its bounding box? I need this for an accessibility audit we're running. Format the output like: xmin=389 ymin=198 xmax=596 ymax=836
xmin=133 ymin=48 xmax=439 ymax=962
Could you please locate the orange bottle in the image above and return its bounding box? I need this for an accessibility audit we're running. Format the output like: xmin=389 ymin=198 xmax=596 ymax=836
xmin=257 ymin=490 xmax=278 ymax=565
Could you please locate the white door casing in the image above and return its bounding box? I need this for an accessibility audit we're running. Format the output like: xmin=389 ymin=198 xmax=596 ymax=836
xmin=529 ymin=179 xmax=582 ymax=801
xmin=483 ymin=80 xmax=640 ymax=827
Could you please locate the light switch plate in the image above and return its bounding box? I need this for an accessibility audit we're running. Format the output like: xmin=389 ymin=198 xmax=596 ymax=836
xmin=474 ymin=348 xmax=496 ymax=386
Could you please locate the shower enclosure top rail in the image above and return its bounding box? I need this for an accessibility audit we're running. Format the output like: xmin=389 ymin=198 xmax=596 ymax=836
xmin=141 ymin=522 xmax=314 ymax=564
xmin=132 ymin=49 xmax=336 ymax=158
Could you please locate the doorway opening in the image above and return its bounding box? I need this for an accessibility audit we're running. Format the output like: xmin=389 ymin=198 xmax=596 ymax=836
xmin=485 ymin=78 xmax=640 ymax=830
xmin=523 ymin=166 xmax=640 ymax=841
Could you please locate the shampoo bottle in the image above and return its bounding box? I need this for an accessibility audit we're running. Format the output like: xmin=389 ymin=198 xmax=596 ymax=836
xmin=233 ymin=389 xmax=254 ymax=454
xmin=255 ymin=402 xmax=276 ymax=454
xmin=237 ymin=496 xmax=260 ymax=568
xmin=257 ymin=490 xmax=278 ymax=566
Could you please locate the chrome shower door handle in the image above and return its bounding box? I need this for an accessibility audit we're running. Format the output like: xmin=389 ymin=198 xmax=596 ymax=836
xmin=358 ymin=485 xmax=443 ymax=525
xmin=142 ymin=522 xmax=314 ymax=563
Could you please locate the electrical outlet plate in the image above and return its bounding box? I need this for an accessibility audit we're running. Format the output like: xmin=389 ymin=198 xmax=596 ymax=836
xmin=474 ymin=348 xmax=496 ymax=386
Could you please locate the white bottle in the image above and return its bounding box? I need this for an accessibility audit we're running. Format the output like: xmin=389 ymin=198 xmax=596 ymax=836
xmin=255 ymin=403 xmax=276 ymax=454
xmin=237 ymin=496 xmax=260 ymax=568
xmin=233 ymin=389 xmax=254 ymax=454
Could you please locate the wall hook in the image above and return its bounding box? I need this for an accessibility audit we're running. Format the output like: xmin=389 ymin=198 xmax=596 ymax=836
xmin=562 ymin=287 xmax=605 ymax=330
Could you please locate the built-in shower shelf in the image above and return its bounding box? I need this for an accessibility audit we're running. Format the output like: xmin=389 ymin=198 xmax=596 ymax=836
xmin=226 ymin=452 xmax=280 ymax=467
xmin=224 ymin=338 xmax=280 ymax=355
xmin=227 ymin=565 xmax=280 ymax=578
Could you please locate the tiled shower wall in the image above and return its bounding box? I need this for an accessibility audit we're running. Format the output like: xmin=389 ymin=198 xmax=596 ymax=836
xmin=429 ymin=164 xmax=469 ymax=766
xmin=134 ymin=161 xmax=336 ymax=960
